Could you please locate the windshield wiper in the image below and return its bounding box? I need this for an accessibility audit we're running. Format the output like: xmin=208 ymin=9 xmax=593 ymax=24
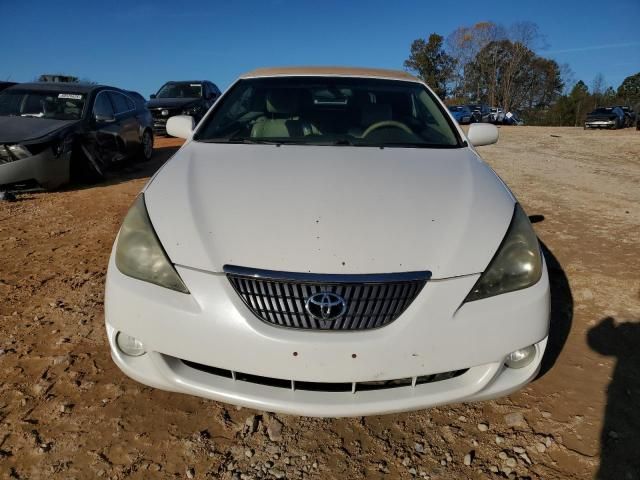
xmin=199 ymin=136 xmax=301 ymax=145
xmin=365 ymin=142 xmax=459 ymax=149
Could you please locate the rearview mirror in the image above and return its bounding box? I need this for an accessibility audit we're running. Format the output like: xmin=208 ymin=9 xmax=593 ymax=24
xmin=166 ymin=115 xmax=195 ymax=139
xmin=95 ymin=113 xmax=116 ymax=124
xmin=150 ymin=94 xmax=156 ymax=99
xmin=467 ymin=123 xmax=499 ymax=147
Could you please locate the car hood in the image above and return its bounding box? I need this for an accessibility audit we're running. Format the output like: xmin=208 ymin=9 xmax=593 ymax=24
xmin=144 ymin=143 xmax=515 ymax=279
xmin=0 ymin=116 xmax=79 ymax=143
xmin=147 ymin=98 xmax=200 ymax=109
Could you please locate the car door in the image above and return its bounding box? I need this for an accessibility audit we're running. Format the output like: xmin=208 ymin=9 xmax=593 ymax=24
xmin=109 ymin=91 xmax=140 ymax=157
xmin=82 ymin=90 xmax=124 ymax=172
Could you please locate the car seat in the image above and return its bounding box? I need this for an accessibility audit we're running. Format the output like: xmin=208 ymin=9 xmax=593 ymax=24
xmin=250 ymin=89 xmax=316 ymax=138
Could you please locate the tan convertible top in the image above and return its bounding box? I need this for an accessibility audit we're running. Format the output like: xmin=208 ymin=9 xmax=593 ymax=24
xmin=240 ymin=66 xmax=420 ymax=82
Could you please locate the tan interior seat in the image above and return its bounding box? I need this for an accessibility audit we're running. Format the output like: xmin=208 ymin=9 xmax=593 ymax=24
xmin=251 ymin=90 xmax=317 ymax=138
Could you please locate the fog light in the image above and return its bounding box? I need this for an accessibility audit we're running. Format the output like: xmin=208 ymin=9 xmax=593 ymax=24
xmin=116 ymin=332 xmax=146 ymax=357
xmin=505 ymin=345 xmax=536 ymax=369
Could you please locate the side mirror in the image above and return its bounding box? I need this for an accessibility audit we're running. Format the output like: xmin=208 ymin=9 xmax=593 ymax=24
xmin=166 ymin=115 xmax=194 ymax=139
xmin=95 ymin=113 xmax=116 ymax=124
xmin=150 ymin=94 xmax=156 ymax=99
xmin=467 ymin=123 xmax=499 ymax=147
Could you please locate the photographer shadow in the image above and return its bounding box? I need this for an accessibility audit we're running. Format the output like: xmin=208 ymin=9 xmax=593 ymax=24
xmin=588 ymin=317 xmax=640 ymax=479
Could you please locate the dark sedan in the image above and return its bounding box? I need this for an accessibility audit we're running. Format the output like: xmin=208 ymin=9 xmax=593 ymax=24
xmin=0 ymin=83 xmax=153 ymax=189
xmin=148 ymin=80 xmax=220 ymax=135
xmin=584 ymin=107 xmax=625 ymax=130
xmin=467 ymin=103 xmax=491 ymax=123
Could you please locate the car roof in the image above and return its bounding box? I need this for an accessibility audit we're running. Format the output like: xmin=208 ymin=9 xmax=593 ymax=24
xmin=164 ymin=80 xmax=209 ymax=84
xmin=240 ymin=66 xmax=420 ymax=82
xmin=8 ymin=82 xmax=104 ymax=93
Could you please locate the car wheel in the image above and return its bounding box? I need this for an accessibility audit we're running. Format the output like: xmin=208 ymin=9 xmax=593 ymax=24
xmin=139 ymin=130 xmax=154 ymax=161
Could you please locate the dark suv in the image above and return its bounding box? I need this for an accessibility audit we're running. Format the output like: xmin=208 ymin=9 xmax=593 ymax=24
xmin=467 ymin=104 xmax=491 ymax=123
xmin=148 ymin=81 xmax=220 ymax=135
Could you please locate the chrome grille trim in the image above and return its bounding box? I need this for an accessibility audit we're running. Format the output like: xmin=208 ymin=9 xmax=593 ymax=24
xmin=224 ymin=265 xmax=430 ymax=331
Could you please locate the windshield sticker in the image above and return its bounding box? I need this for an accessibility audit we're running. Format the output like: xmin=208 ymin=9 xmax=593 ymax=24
xmin=190 ymin=84 xmax=200 ymax=87
xmin=58 ymin=93 xmax=83 ymax=100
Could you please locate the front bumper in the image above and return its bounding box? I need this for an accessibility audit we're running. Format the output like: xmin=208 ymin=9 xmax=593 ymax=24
xmin=152 ymin=119 xmax=168 ymax=135
xmin=0 ymin=149 xmax=70 ymax=189
xmin=105 ymin=256 xmax=550 ymax=417
xmin=585 ymin=120 xmax=615 ymax=128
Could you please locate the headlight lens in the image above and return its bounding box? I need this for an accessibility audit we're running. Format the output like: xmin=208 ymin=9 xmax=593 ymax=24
xmin=115 ymin=195 xmax=189 ymax=293
xmin=7 ymin=144 xmax=31 ymax=160
xmin=464 ymin=204 xmax=542 ymax=302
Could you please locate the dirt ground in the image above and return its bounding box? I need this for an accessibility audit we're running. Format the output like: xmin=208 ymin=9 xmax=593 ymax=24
xmin=1 ymin=127 xmax=639 ymax=480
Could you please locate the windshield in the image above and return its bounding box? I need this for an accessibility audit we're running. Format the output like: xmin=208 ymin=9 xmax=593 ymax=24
xmin=0 ymin=90 xmax=85 ymax=120
xmin=194 ymin=77 xmax=461 ymax=148
xmin=156 ymin=82 xmax=202 ymax=99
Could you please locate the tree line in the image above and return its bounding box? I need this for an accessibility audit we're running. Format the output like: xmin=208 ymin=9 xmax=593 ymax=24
xmin=404 ymin=21 xmax=640 ymax=126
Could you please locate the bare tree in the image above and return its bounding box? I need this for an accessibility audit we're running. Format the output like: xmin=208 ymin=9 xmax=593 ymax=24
xmin=592 ymin=73 xmax=606 ymax=106
xmin=500 ymin=22 xmax=544 ymax=111
xmin=445 ymin=22 xmax=505 ymax=100
xmin=559 ymin=63 xmax=575 ymax=95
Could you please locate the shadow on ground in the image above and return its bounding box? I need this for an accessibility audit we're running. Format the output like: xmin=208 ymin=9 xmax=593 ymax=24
xmin=537 ymin=240 xmax=574 ymax=378
xmin=75 ymin=143 xmax=181 ymax=190
xmin=588 ymin=317 xmax=640 ymax=480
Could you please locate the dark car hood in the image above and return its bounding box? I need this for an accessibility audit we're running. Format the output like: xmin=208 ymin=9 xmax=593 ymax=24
xmin=0 ymin=116 xmax=80 ymax=143
xmin=147 ymin=98 xmax=200 ymax=109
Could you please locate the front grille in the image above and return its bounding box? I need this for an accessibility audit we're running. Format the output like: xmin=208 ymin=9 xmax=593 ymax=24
xmin=150 ymin=107 xmax=181 ymax=120
xmin=181 ymin=359 xmax=467 ymax=393
xmin=225 ymin=265 xmax=430 ymax=331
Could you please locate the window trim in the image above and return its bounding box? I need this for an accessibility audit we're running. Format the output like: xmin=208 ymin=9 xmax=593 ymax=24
xmin=107 ymin=90 xmax=137 ymax=115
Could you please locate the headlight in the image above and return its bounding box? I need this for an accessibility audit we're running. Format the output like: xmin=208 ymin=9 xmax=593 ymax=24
xmin=464 ymin=204 xmax=542 ymax=302
xmin=115 ymin=195 xmax=189 ymax=293
xmin=7 ymin=144 xmax=31 ymax=160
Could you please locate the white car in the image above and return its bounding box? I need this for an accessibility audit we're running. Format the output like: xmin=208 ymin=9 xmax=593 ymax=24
xmin=105 ymin=67 xmax=549 ymax=417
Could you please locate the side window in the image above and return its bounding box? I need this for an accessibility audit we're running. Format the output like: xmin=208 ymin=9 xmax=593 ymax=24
xmin=108 ymin=92 xmax=130 ymax=114
xmin=210 ymin=83 xmax=218 ymax=98
xmin=94 ymin=92 xmax=114 ymax=117
xmin=125 ymin=95 xmax=135 ymax=110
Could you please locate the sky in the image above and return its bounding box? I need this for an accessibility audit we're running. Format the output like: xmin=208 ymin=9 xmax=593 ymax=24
xmin=2 ymin=0 xmax=639 ymax=97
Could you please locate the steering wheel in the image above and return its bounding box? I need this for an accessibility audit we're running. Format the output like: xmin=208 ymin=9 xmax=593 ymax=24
xmin=362 ymin=120 xmax=413 ymax=137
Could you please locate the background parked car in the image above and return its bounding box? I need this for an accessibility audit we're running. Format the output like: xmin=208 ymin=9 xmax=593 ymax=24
xmin=502 ymin=111 xmax=524 ymax=126
xmin=490 ymin=107 xmax=503 ymax=123
xmin=467 ymin=103 xmax=491 ymax=123
xmin=447 ymin=105 xmax=472 ymax=124
xmin=615 ymin=105 xmax=636 ymax=127
xmin=148 ymin=80 xmax=220 ymax=135
xmin=0 ymin=82 xmax=153 ymax=189
xmin=584 ymin=107 xmax=626 ymax=129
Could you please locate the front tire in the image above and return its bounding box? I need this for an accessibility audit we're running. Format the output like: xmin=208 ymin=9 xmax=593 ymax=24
xmin=139 ymin=129 xmax=154 ymax=161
